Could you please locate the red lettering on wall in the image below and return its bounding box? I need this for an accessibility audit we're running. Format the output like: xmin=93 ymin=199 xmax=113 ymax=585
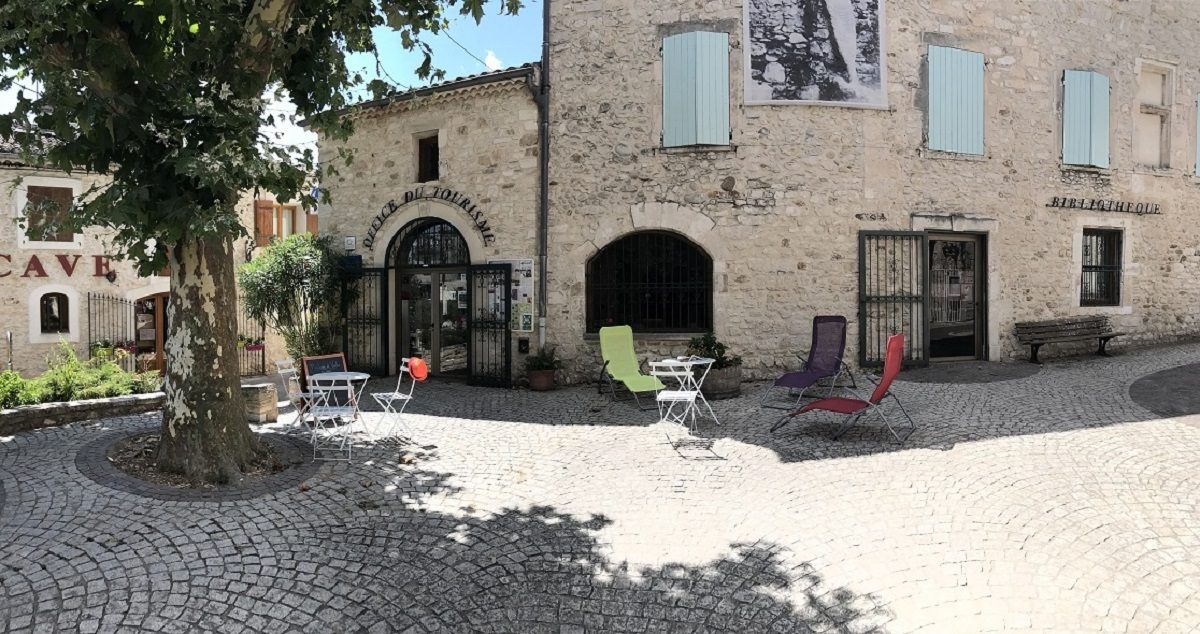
xmin=0 ymin=254 xmax=9 ymax=278
xmin=93 ymin=256 xmax=112 ymax=277
xmin=56 ymin=254 xmax=81 ymax=276
xmin=21 ymin=255 xmax=47 ymax=278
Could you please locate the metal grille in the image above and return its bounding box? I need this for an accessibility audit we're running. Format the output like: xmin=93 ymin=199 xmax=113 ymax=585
xmin=586 ymin=231 xmax=713 ymax=333
xmin=235 ymin=295 xmax=266 ymax=377
xmin=341 ymin=267 xmax=389 ymax=375
xmin=858 ymin=231 xmax=929 ymax=366
xmin=467 ymin=264 xmax=512 ymax=388
xmin=387 ymin=219 xmax=469 ymax=268
xmin=1081 ymin=229 xmax=1122 ymax=306
xmin=87 ymin=293 xmax=137 ymax=373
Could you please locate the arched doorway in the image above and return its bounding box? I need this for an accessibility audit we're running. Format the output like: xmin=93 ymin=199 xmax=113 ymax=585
xmin=388 ymin=219 xmax=471 ymax=377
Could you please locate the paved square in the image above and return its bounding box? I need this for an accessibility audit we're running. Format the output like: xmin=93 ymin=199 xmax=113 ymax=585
xmin=3 ymin=344 xmax=1200 ymax=632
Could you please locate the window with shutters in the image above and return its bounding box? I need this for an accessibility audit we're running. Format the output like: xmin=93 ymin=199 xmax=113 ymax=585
xmin=15 ymin=177 xmax=81 ymax=249
xmin=1081 ymin=228 xmax=1122 ymax=307
xmin=1135 ymin=62 xmax=1173 ymax=169
xmin=1062 ymin=70 xmax=1110 ymax=168
xmin=253 ymin=201 xmax=315 ymax=246
xmin=40 ymin=293 xmax=69 ymax=334
xmin=662 ymin=31 xmax=730 ymax=149
xmin=586 ymin=231 xmax=713 ymax=333
xmin=926 ymin=46 xmax=985 ymax=155
xmin=417 ymin=133 xmax=440 ymax=182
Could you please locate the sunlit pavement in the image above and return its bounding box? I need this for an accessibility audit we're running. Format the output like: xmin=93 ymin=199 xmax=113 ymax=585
xmin=3 ymin=343 xmax=1200 ymax=632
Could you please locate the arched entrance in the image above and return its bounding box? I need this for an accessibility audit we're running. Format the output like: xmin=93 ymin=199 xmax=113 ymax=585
xmin=388 ymin=219 xmax=471 ymax=377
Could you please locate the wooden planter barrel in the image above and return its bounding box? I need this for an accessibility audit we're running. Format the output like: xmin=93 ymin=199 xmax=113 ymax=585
xmin=700 ymin=365 xmax=742 ymax=400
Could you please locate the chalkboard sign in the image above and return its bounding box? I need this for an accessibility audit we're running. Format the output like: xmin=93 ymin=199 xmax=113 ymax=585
xmin=299 ymin=353 xmax=347 ymax=390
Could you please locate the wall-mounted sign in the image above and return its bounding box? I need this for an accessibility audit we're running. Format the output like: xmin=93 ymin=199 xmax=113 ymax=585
xmin=1047 ymin=197 xmax=1163 ymax=215
xmin=362 ymin=186 xmax=496 ymax=250
xmin=489 ymin=258 xmax=535 ymax=332
xmin=0 ymin=254 xmax=114 ymax=278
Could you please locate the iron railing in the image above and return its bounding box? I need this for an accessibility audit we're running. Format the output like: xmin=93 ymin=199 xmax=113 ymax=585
xmin=586 ymin=231 xmax=713 ymax=333
xmin=1081 ymin=229 xmax=1122 ymax=306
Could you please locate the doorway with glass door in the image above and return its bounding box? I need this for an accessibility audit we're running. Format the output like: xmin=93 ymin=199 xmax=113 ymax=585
xmin=928 ymin=234 xmax=986 ymax=360
xmin=398 ymin=270 xmax=469 ymax=376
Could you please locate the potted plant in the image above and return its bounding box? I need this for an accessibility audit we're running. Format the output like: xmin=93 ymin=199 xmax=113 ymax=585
xmin=244 ymin=337 xmax=264 ymax=352
xmin=687 ymin=333 xmax=743 ymax=399
xmin=90 ymin=339 xmax=114 ymax=358
xmin=524 ymin=346 xmax=563 ymax=391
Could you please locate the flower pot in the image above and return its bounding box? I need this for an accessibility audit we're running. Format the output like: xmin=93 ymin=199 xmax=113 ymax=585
xmin=700 ymin=365 xmax=742 ymax=400
xmin=528 ymin=369 xmax=557 ymax=391
xmin=245 ymin=344 xmax=264 ymax=352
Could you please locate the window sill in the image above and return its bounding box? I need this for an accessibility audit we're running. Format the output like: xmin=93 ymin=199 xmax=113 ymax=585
xmin=1130 ymin=166 xmax=1175 ymax=177
xmin=18 ymin=238 xmax=84 ymax=250
xmin=1076 ymin=305 xmax=1133 ymax=316
xmin=919 ymin=148 xmax=986 ymax=161
xmin=655 ymin=145 xmax=736 ymax=155
xmin=1061 ymin=165 xmax=1112 ymax=176
xmin=584 ymin=332 xmax=704 ymax=342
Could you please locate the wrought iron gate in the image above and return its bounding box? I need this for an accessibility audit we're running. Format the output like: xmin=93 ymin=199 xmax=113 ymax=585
xmin=235 ymin=295 xmax=266 ymax=377
xmin=858 ymin=231 xmax=929 ymax=366
xmin=467 ymin=264 xmax=512 ymax=387
xmin=341 ymin=267 xmax=389 ymax=375
xmin=87 ymin=293 xmax=137 ymax=373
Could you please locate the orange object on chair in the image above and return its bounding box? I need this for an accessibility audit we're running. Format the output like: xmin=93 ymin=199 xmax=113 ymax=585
xmin=407 ymin=356 xmax=429 ymax=381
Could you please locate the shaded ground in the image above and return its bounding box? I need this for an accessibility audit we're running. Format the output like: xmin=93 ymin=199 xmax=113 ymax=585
xmin=4 ymin=343 xmax=1200 ymax=632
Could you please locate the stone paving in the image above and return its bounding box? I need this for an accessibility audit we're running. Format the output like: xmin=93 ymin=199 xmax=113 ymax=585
xmin=4 ymin=344 xmax=1200 ymax=633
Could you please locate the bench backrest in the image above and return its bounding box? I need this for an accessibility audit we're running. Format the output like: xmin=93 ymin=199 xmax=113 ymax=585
xmin=1014 ymin=316 xmax=1111 ymax=343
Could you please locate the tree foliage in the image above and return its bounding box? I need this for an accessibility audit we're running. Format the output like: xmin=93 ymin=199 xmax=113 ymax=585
xmin=0 ymin=0 xmax=522 ymax=272
xmin=237 ymin=233 xmax=342 ymax=359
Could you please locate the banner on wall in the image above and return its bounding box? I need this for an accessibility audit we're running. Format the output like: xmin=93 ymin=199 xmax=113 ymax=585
xmin=745 ymin=0 xmax=888 ymax=108
xmin=488 ymin=258 xmax=535 ymax=333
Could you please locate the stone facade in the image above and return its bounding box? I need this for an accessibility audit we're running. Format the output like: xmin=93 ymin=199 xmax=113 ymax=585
xmin=315 ymin=68 xmax=541 ymax=378
xmin=546 ymin=0 xmax=1200 ymax=379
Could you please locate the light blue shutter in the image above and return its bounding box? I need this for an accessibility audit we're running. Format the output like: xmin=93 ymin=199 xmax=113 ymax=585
xmin=663 ymin=32 xmax=730 ymax=148
xmin=927 ymin=46 xmax=985 ymax=155
xmin=1063 ymin=70 xmax=1110 ymax=168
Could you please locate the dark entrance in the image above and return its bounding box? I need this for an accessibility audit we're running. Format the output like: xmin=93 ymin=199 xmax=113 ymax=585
xmin=928 ymin=234 xmax=985 ymax=360
xmin=385 ymin=218 xmax=511 ymax=386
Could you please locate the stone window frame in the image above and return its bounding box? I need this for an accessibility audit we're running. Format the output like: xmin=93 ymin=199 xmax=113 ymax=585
xmin=28 ymin=284 xmax=81 ymax=344
xmin=1132 ymin=58 xmax=1176 ymax=172
xmin=916 ymin=34 xmax=991 ymax=162
xmin=13 ymin=176 xmax=83 ymax=250
xmin=654 ymin=19 xmax=738 ymax=154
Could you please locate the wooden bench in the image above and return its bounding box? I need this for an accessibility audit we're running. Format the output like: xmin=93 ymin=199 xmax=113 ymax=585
xmin=1014 ymin=316 xmax=1124 ymax=364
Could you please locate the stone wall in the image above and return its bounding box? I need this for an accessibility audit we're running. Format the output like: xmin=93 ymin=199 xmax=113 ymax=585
xmin=315 ymin=74 xmax=541 ymax=376
xmin=547 ymin=0 xmax=1200 ymax=379
xmin=0 ymin=392 xmax=165 ymax=436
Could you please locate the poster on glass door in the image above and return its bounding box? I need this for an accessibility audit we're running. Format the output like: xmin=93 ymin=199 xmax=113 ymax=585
xmin=488 ymin=258 xmax=535 ymax=332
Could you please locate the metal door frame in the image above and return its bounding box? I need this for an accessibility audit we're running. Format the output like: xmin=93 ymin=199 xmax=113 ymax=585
xmin=396 ymin=267 xmax=469 ymax=376
xmin=858 ymin=231 xmax=930 ymax=367
xmin=927 ymin=232 xmax=988 ymax=361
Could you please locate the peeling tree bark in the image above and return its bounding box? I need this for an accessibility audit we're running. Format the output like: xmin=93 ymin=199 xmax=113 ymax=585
xmin=156 ymin=232 xmax=259 ymax=484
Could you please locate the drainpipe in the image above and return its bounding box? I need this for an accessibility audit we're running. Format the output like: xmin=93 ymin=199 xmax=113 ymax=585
xmin=535 ymin=0 xmax=551 ymax=349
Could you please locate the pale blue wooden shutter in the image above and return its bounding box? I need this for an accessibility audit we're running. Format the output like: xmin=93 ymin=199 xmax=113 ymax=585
xmin=1063 ymin=70 xmax=1110 ymax=168
xmin=663 ymin=32 xmax=730 ymax=148
xmin=927 ymin=46 xmax=985 ymax=155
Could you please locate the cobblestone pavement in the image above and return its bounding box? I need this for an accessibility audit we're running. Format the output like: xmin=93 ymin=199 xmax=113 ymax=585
xmin=4 ymin=344 xmax=1200 ymax=633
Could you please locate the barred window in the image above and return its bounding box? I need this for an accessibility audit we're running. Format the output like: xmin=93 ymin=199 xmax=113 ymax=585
xmin=1081 ymin=228 xmax=1122 ymax=306
xmin=40 ymin=293 xmax=69 ymax=334
xmin=586 ymin=231 xmax=712 ymax=333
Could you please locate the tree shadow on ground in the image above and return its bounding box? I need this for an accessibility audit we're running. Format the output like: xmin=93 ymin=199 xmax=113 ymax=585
xmin=278 ymin=457 xmax=893 ymax=633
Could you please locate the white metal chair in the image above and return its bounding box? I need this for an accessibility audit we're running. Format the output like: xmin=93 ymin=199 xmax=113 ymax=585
xmin=369 ymin=358 xmax=424 ymax=438
xmin=650 ymin=360 xmax=701 ymax=430
xmin=307 ymin=377 xmax=358 ymax=461
xmin=276 ymin=359 xmax=318 ymax=430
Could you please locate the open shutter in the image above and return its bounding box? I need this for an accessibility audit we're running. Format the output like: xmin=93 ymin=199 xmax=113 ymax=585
xmin=306 ymin=212 xmax=319 ymax=235
xmin=1063 ymin=70 xmax=1110 ymax=168
xmin=253 ymin=200 xmax=274 ymax=246
xmin=663 ymin=31 xmax=730 ymax=148
xmin=927 ymin=46 xmax=985 ymax=155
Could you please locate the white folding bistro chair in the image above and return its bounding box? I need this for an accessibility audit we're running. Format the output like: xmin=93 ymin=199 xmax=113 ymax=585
xmin=650 ymin=360 xmax=700 ymax=431
xmin=307 ymin=377 xmax=357 ymax=461
xmin=369 ymin=358 xmax=421 ymax=439
xmin=276 ymin=359 xmax=319 ymax=430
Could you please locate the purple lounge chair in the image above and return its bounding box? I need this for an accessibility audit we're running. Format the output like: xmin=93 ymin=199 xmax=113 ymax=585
xmin=761 ymin=315 xmax=855 ymax=430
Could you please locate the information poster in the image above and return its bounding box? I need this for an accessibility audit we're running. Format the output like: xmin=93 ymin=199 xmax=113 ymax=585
xmin=488 ymin=258 xmax=535 ymax=332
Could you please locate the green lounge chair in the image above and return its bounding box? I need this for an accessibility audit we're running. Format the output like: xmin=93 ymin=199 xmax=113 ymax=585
xmin=598 ymin=325 xmax=664 ymax=409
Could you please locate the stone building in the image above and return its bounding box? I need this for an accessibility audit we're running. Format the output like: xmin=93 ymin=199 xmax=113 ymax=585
xmin=314 ymin=66 xmax=542 ymax=385
xmin=544 ymin=0 xmax=1200 ymax=378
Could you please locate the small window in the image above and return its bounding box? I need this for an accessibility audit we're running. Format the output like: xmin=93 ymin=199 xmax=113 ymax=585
xmin=927 ymin=46 xmax=985 ymax=155
xmin=662 ymin=31 xmax=731 ymax=148
xmin=417 ymin=134 xmax=440 ymax=183
xmin=586 ymin=231 xmax=713 ymax=333
xmin=40 ymin=293 xmax=70 ymax=334
xmin=1135 ymin=63 xmax=1172 ymax=168
xmin=1081 ymin=229 xmax=1122 ymax=307
xmin=24 ymin=186 xmax=74 ymax=242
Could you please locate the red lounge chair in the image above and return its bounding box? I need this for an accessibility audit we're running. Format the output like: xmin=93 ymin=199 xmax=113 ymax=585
xmin=776 ymin=333 xmax=916 ymax=443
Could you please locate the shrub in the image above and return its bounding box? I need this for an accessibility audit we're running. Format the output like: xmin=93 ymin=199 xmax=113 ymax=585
xmin=686 ymin=333 xmax=743 ymax=370
xmin=3 ymin=342 xmax=163 ymax=407
xmin=0 ymin=370 xmax=41 ymax=409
